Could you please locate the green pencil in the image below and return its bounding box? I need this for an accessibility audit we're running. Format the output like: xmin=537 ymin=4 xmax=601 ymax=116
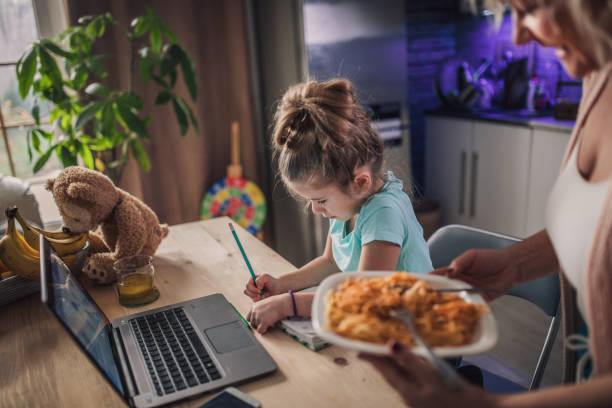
xmin=230 ymin=303 xmax=251 ymax=329
xmin=229 ymin=223 xmax=264 ymax=296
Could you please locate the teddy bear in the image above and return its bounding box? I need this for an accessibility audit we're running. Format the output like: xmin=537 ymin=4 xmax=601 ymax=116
xmin=46 ymin=166 xmax=169 ymax=284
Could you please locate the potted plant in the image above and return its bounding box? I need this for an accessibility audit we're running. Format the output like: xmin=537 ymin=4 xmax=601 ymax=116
xmin=15 ymin=8 xmax=198 ymax=183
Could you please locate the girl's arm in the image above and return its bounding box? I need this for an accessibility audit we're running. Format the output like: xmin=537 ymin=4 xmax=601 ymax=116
xmin=277 ymin=232 xmax=340 ymax=291
xmin=358 ymin=240 xmax=401 ymax=271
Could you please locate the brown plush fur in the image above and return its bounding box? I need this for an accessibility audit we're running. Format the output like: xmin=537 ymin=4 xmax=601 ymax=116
xmin=46 ymin=166 xmax=169 ymax=283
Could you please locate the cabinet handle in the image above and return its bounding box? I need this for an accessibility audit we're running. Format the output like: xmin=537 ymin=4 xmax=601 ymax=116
xmin=459 ymin=151 xmax=466 ymax=215
xmin=470 ymin=152 xmax=479 ymax=217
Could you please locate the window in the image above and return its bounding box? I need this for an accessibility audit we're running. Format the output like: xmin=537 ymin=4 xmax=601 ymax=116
xmin=0 ymin=0 xmax=66 ymax=179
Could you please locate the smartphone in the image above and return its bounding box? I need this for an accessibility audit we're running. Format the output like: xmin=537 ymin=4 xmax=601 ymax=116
xmin=198 ymin=387 xmax=261 ymax=408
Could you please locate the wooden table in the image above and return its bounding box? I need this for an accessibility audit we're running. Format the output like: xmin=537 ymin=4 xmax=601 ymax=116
xmin=1 ymin=217 xmax=405 ymax=407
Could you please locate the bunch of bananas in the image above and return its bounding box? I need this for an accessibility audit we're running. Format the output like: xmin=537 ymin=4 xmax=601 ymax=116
xmin=0 ymin=207 xmax=88 ymax=280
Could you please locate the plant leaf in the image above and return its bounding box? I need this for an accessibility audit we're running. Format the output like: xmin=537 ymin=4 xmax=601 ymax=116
xmin=85 ymin=82 xmax=109 ymax=97
xmin=155 ymin=90 xmax=172 ymax=105
xmin=177 ymin=96 xmax=199 ymax=133
xmin=85 ymin=55 xmax=108 ymax=78
xmin=41 ymin=39 xmax=76 ymax=59
xmin=70 ymin=64 xmax=89 ymax=89
xmin=116 ymin=101 xmax=148 ymax=138
xmin=131 ymin=16 xmax=149 ymax=37
xmin=31 ymin=104 xmax=40 ymax=125
xmin=130 ymin=139 xmax=151 ymax=172
xmin=178 ymin=46 xmax=197 ymax=100
xmin=26 ymin=129 xmax=33 ymax=161
xmin=33 ymin=143 xmax=58 ymax=173
xmin=59 ymin=145 xmax=78 ymax=167
xmin=17 ymin=44 xmax=38 ymax=99
xmin=75 ymin=101 xmax=104 ymax=130
xmin=30 ymin=128 xmax=42 ymax=152
xmin=77 ymin=15 xmax=94 ymax=24
xmin=149 ymin=24 xmax=162 ymax=54
xmin=38 ymin=46 xmax=63 ymax=87
xmin=172 ymin=97 xmax=188 ymax=136
xmin=118 ymin=92 xmax=143 ymax=110
xmin=101 ymin=103 xmax=115 ymax=136
xmin=78 ymin=142 xmax=95 ymax=169
xmin=138 ymin=48 xmax=154 ymax=84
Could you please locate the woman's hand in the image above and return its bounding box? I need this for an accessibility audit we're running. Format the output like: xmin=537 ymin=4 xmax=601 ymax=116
xmin=431 ymin=248 xmax=518 ymax=301
xmin=244 ymin=273 xmax=283 ymax=301
xmin=246 ymin=293 xmax=292 ymax=334
xmin=359 ymin=341 xmax=500 ymax=408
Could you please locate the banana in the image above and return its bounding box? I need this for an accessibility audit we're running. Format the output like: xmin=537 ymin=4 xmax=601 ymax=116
xmin=0 ymin=215 xmax=41 ymax=280
xmin=0 ymin=258 xmax=8 ymax=272
xmin=12 ymin=207 xmax=88 ymax=256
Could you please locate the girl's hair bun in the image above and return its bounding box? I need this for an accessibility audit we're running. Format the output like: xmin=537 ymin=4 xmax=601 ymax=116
xmin=272 ymin=78 xmax=383 ymax=189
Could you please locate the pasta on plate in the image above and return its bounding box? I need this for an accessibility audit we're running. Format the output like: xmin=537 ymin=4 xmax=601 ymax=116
xmin=324 ymin=272 xmax=487 ymax=347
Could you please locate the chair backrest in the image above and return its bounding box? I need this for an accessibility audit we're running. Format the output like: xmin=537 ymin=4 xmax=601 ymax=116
xmin=427 ymin=224 xmax=560 ymax=317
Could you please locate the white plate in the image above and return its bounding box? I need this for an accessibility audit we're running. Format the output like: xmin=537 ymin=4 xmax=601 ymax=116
xmin=311 ymin=271 xmax=498 ymax=357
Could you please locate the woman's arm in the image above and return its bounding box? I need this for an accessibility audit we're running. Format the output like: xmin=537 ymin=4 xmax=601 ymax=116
xmin=360 ymin=342 xmax=612 ymax=408
xmin=499 ymin=375 xmax=612 ymax=408
xmin=437 ymin=229 xmax=560 ymax=299
xmin=505 ymin=229 xmax=560 ymax=284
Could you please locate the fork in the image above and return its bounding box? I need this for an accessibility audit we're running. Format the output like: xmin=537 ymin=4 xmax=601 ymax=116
xmin=389 ymin=309 xmax=462 ymax=390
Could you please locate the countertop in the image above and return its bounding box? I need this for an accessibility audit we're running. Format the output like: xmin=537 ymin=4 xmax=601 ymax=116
xmin=425 ymin=108 xmax=575 ymax=132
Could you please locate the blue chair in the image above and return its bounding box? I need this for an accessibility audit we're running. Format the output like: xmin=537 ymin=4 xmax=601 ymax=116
xmin=427 ymin=224 xmax=561 ymax=391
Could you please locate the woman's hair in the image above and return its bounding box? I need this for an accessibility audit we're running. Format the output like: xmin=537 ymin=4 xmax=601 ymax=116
xmin=483 ymin=1 xmax=612 ymax=68
xmin=567 ymin=0 xmax=612 ymax=67
xmin=271 ymin=78 xmax=384 ymax=191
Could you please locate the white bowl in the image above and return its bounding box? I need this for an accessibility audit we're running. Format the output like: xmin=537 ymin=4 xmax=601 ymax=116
xmin=311 ymin=271 xmax=498 ymax=357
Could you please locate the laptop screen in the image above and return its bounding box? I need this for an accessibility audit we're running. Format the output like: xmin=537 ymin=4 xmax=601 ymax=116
xmin=42 ymin=244 xmax=125 ymax=396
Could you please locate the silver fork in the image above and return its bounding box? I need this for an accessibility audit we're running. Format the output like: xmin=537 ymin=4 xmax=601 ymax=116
xmin=389 ymin=309 xmax=462 ymax=390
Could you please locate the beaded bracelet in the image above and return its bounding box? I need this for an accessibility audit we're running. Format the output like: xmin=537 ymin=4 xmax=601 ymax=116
xmin=288 ymin=290 xmax=299 ymax=318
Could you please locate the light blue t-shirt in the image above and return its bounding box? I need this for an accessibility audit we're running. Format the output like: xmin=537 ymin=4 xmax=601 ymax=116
xmin=329 ymin=172 xmax=432 ymax=273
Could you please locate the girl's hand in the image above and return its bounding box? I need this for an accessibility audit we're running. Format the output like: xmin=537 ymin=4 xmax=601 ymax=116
xmin=359 ymin=341 xmax=500 ymax=408
xmin=246 ymin=293 xmax=292 ymax=334
xmin=243 ymin=274 xmax=283 ymax=301
xmin=430 ymin=248 xmax=518 ymax=301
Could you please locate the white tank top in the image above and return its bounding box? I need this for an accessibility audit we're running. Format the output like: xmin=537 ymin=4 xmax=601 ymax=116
xmin=546 ymin=141 xmax=610 ymax=325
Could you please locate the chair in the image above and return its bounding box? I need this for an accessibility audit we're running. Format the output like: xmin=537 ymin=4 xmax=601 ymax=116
xmin=427 ymin=224 xmax=561 ymax=391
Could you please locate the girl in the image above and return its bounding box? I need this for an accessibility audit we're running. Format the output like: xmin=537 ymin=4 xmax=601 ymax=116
xmin=244 ymin=78 xmax=432 ymax=333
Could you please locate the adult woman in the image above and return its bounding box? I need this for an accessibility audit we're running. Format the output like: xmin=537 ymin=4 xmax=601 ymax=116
xmin=360 ymin=1 xmax=612 ymax=406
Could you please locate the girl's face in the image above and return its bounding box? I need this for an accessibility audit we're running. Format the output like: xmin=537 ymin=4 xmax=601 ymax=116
xmin=290 ymin=179 xmax=365 ymax=222
xmin=509 ymin=0 xmax=597 ymax=77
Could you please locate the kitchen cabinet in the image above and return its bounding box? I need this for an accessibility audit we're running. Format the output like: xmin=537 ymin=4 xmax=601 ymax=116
xmin=525 ymin=128 xmax=572 ymax=236
xmin=425 ymin=115 xmax=564 ymax=238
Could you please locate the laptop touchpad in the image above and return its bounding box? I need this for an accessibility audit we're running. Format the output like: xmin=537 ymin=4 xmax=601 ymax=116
xmin=205 ymin=321 xmax=255 ymax=354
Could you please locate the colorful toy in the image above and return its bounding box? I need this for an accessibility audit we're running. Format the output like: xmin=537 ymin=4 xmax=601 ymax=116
xmin=200 ymin=122 xmax=266 ymax=235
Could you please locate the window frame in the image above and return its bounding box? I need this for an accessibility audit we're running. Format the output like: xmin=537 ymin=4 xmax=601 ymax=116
xmin=0 ymin=0 xmax=67 ymax=178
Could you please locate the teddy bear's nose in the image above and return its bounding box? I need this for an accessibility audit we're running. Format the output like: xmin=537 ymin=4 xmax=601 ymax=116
xmin=62 ymin=226 xmax=72 ymax=233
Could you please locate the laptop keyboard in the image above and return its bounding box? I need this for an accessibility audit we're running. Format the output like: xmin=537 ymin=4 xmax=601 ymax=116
xmin=130 ymin=308 xmax=222 ymax=396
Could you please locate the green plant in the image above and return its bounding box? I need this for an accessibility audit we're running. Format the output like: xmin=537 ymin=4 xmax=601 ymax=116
xmin=15 ymin=8 xmax=198 ymax=182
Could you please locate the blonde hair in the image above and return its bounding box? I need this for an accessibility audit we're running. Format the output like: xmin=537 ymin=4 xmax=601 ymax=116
xmin=568 ymin=0 xmax=612 ymax=67
xmin=271 ymin=78 xmax=384 ymax=191
xmin=482 ymin=0 xmax=612 ymax=68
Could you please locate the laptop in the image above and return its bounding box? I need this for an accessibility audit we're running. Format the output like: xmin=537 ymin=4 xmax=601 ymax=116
xmin=39 ymin=236 xmax=277 ymax=407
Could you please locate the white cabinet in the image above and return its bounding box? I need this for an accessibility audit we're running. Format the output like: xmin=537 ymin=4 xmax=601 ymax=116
xmin=470 ymin=122 xmax=531 ymax=237
xmin=425 ymin=117 xmax=472 ymax=226
xmin=425 ymin=116 xmax=559 ymax=238
xmin=525 ymin=128 xmax=572 ymax=236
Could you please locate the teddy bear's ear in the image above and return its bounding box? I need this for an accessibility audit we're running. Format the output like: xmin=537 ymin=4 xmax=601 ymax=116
xmin=45 ymin=178 xmax=55 ymax=192
xmin=66 ymin=182 xmax=96 ymax=202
